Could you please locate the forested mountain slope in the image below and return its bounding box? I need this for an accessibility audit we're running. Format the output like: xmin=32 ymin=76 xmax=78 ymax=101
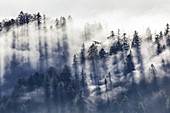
xmin=0 ymin=11 xmax=170 ymax=113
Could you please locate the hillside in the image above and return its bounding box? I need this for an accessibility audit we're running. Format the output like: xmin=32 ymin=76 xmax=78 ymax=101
xmin=0 ymin=11 xmax=170 ymax=113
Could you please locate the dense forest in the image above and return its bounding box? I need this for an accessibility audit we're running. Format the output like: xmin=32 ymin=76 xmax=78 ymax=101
xmin=0 ymin=11 xmax=170 ymax=113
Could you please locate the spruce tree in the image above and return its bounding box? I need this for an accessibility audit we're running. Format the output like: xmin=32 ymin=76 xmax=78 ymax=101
xmin=99 ymin=48 xmax=106 ymax=59
xmin=122 ymin=33 xmax=129 ymax=53
xmin=124 ymin=51 xmax=135 ymax=75
xmin=80 ymin=43 xmax=86 ymax=65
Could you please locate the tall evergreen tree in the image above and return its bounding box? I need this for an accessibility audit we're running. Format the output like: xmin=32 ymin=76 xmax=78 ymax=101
xmin=165 ymin=23 xmax=169 ymax=36
xmin=124 ymin=51 xmax=135 ymax=75
xmin=105 ymin=78 xmax=108 ymax=92
xmin=17 ymin=11 xmax=25 ymax=25
xmin=60 ymin=65 xmax=71 ymax=84
xmin=155 ymin=35 xmax=162 ymax=55
xmin=99 ymin=48 xmax=106 ymax=59
xmin=132 ymin=31 xmax=143 ymax=64
xmin=36 ymin=12 xmax=41 ymax=25
xmin=88 ymin=43 xmax=99 ymax=84
xmin=80 ymin=43 xmax=86 ymax=66
xmin=80 ymin=69 xmax=87 ymax=89
xmin=73 ymin=54 xmax=79 ymax=79
xmin=108 ymin=72 xmax=112 ymax=90
xmin=150 ymin=64 xmax=158 ymax=92
xmin=0 ymin=22 xmax=2 ymax=31
xmin=146 ymin=27 xmax=152 ymax=41
xmin=132 ymin=31 xmax=141 ymax=49
xmin=122 ymin=33 xmax=129 ymax=53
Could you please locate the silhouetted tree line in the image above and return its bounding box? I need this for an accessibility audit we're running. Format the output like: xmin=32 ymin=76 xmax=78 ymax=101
xmin=0 ymin=11 xmax=42 ymax=31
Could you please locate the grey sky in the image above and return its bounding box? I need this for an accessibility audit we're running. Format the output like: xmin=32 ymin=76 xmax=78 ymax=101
xmin=0 ymin=0 xmax=169 ymax=17
xmin=0 ymin=0 xmax=170 ymax=32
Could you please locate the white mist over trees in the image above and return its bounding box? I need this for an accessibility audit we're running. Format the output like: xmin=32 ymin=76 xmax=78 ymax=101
xmin=0 ymin=11 xmax=170 ymax=113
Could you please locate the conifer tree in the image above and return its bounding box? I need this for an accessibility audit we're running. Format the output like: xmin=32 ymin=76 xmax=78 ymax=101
xmin=80 ymin=43 xmax=86 ymax=66
xmin=99 ymin=48 xmax=106 ymax=59
xmin=165 ymin=23 xmax=169 ymax=36
xmin=124 ymin=51 xmax=135 ymax=75
xmin=122 ymin=33 xmax=129 ymax=53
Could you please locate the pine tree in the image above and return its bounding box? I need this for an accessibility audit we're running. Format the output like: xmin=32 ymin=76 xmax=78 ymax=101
xmin=124 ymin=51 xmax=135 ymax=75
xmin=80 ymin=43 xmax=86 ymax=65
xmin=165 ymin=23 xmax=169 ymax=36
xmin=73 ymin=54 xmax=79 ymax=79
xmin=99 ymin=48 xmax=106 ymax=59
xmin=150 ymin=64 xmax=158 ymax=92
xmin=88 ymin=43 xmax=98 ymax=60
xmin=0 ymin=22 xmax=2 ymax=31
xmin=60 ymin=17 xmax=66 ymax=29
xmin=55 ymin=18 xmax=60 ymax=28
xmin=146 ymin=27 xmax=152 ymax=41
xmin=109 ymin=37 xmax=123 ymax=55
xmin=122 ymin=33 xmax=129 ymax=52
xmin=27 ymin=75 xmax=34 ymax=91
xmin=36 ymin=12 xmax=41 ymax=25
xmin=80 ymin=69 xmax=87 ymax=89
xmin=105 ymin=78 xmax=108 ymax=92
xmin=60 ymin=65 xmax=71 ymax=84
xmin=88 ymin=43 xmax=98 ymax=82
xmin=132 ymin=31 xmax=143 ymax=64
xmin=132 ymin=31 xmax=141 ymax=48
xmin=155 ymin=35 xmax=162 ymax=55
xmin=17 ymin=11 xmax=25 ymax=25
xmin=96 ymin=83 xmax=102 ymax=96
xmin=12 ymin=31 xmax=16 ymax=49
xmin=108 ymin=72 xmax=112 ymax=90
